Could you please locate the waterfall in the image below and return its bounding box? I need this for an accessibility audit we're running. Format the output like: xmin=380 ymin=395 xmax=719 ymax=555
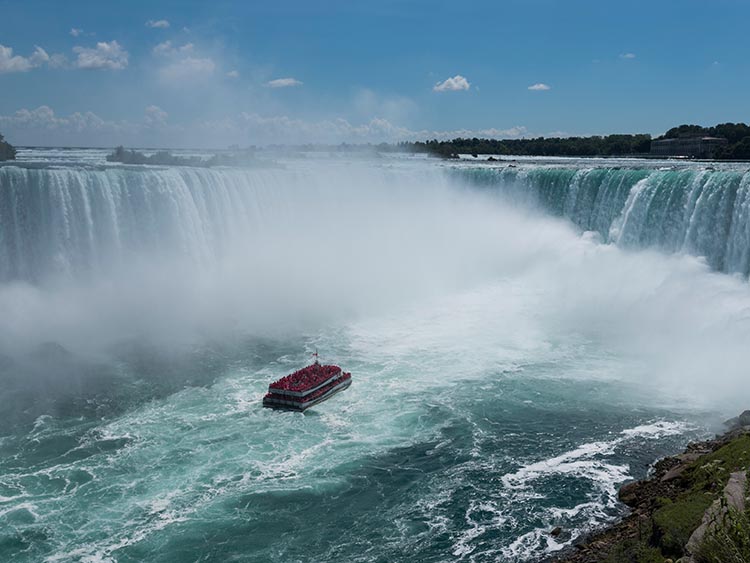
xmin=0 ymin=165 xmax=302 ymax=283
xmin=3 ymin=161 xmax=750 ymax=284
xmin=457 ymin=165 xmax=750 ymax=276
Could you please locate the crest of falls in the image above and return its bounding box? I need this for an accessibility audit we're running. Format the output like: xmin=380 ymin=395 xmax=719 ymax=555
xmin=455 ymin=165 xmax=750 ymax=276
xmin=2 ymin=162 xmax=750 ymax=286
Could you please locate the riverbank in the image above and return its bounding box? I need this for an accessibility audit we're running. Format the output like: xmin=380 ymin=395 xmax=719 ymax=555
xmin=550 ymin=412 xmax=750 ymax=563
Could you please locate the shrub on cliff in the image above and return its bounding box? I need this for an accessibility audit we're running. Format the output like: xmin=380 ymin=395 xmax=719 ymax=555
xmin=106 ymin=146 xmax=206 ymax=166
xmin=0 ymin=132 xmax=17 ymax=161
xmin=697 ymin=504 xmax=750 ymax=563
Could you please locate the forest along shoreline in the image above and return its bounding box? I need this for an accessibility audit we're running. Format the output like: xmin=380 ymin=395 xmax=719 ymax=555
xmin=548 ymin=411 xmax=750 ymax=563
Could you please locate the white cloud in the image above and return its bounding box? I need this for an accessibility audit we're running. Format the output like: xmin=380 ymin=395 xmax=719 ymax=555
xmin=0 ymin=105 xmax=529 ymax=147
xmin=620 ymin=53 xmax=636 ymax=59
xmin=0 ymin=44 xmax=52 ymax=73
xmin=153 ymin=41 xmax=212 ymax=82
xmin=159 ymin=56 xmax=215 ymax=81
xmin=433 ymin=75 xmax=470 ymax=92
xmin=152 ymin=40 xmax=173 ymax=56
xmin=146 ymin=19 xmax=170 ymax=29
xmin=49 ymin=53 xmax=69 ymax=69
xmin=144 ymin=105 xmax=168 ymax=126
xmin=29 ymin=46 xmax=50 ymax=66
xmin=152 ymin=41 xmax=193 ymax=57
xmin=265 ymin=77 xmax=303 ymax=88
xmin=70 ymin=28 xmax=83 ymax=37
xmin=226 ymin=70 xmax=239 ymax=78
xmin=528 ymin=83 xmax=551 ymax=91
xmin=73 ymin=41 xmax=128 ymax=70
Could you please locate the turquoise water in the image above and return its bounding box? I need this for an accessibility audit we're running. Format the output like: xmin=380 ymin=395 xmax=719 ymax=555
xmin=1 ymin=153 xmax=748 ymax=562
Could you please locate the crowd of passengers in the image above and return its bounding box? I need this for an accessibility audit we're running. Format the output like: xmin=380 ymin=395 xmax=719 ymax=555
xmin=270 ymin=364 xmax=342 ymax=391
xmin=266 ymin=373 xmax=352 ymax=402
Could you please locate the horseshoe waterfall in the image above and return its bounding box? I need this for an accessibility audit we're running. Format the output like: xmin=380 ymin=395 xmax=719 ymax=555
xmin=1 ymin=152 xmax=749 ymax=563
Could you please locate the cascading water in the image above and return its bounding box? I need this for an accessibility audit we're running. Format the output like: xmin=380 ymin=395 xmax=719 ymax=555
xmin=1 ymin=152 xmax=749 ymax=563
xmin=456 ymin=164 xmax=750 ymax=275
xmin=0 ymin=165 xmax=303 ymax=282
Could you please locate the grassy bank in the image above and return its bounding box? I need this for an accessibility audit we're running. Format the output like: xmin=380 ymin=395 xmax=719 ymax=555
xmin=552 ymin=425 xmax=750 ymax=563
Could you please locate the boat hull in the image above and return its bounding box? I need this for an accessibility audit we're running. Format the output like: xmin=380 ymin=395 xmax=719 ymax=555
xmin=263 ymin=378 xmax=352 ymax=412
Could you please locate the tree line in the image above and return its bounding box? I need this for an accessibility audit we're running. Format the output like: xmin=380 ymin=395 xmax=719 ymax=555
xmin=0 ymin=133 xmax=16 ymax=161
xmin=402 ymin=122 xmax=750 ymax=160
xmin=659 ymin=122 xmax=750 ymax=159
xmin=404 ymin=135 xmax=653 ymax=159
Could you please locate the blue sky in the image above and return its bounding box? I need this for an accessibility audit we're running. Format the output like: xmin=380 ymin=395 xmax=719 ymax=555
xmin=0 ymin=0 xmax=748 ymax=147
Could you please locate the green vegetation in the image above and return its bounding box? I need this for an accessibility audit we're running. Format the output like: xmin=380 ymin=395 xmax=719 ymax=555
xmin=591 ymin=434 xmax=750 ymax=563
xmin=105 ymin=146 xmax=264 ymax=167
xmin=106 ymin=146 xmax=208 ymax=166
xmin=697 ymin=506 xmax=750 ymax=563
xmin=660 ymin=122 xmax=750 ymax=160
xmin=0 ymin=132 xmax=16 ymax=161
xmin=602 ymin=540 xmax=664 ymax=563
xmin=399 ymin=122 xmax=750 ymax=160
xmin=405 ymin=135 xmax=652 ymax=159
xmin=653 ymin=494 xmax=714 ymax=557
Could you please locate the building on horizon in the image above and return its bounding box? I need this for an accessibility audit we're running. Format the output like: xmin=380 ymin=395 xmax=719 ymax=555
xmin=650 ymin=136 xmax=728 ymax=159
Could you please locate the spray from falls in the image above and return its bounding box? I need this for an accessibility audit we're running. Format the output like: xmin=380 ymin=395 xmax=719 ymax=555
xmin=457 ymin=165 xmax=750 ymax=275
xmin=0 ymin=159 xmax=750 ymax=413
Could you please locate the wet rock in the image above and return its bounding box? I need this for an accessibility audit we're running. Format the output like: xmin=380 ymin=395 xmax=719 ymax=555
xmin=661 ymin=464 xmax=689 ymax=482
xmin=661 ymin=453 xmax=702 ymax=482
xmin=723 ymin=409 xmax=750 ymax=430
xmin=550 ymin=526 xmax=563 ymax=537
xmin=618 ymin=480 xmax=641 ymax=505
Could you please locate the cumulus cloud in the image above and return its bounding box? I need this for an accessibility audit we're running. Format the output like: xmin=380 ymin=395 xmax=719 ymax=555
xmin=152 ymin=41 xmax=193 ymax=56
xmin=0 ymin=44 xmax=52 ymax=73
xmin=48 ymin=53 xmax=69 ymax=69
xmin=144 ymin=105 xmax=168 ymax=126
xmin=152 ymin=41 xmax=212 ymax=82
xmin=265 ymin=77 xmax=303 ymax=88
xmin=528 ymin=83 xmax=551 ymax=91
xmin=73 ymin=41 xmax=128 ymax=70
xmin=620 ymin=53 xmax=636 ymax=59
xmin=159 ymin=56 xmax=215 ymax=81
xmin=146 ymin=19 xmax=170 ymax=29
xmin=70 ymin=28 xmax=83 ymax=37
xmin=0 ymin=105 xmax=528 ymax=147
xmin=433 ymin=75 xmax=470 ymax=92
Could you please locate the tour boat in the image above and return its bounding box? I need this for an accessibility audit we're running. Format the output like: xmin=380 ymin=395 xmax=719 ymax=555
xmin=262 ymin=353 xmax=352 ymax=412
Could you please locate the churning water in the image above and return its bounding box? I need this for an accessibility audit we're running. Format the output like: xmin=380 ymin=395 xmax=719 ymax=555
xmin=0 ymin=151 xmax=748 ymax=562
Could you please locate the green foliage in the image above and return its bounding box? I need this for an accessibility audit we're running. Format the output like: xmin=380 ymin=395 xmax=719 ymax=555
xmin=407 ymin=134 xmax=653 ymax=158
xmin=661 ymin=122 xmax=750 ymax=160
xmin=648 ymin=436 xmax=750 ymax=558
xmin=590 ymin=435 xmax=750 ymax=563
xmin=602 ymin=539 xmax=664 ymax=563
xmin=106 ymin=146 xmax=208 ymax=166
xmin=690 ymin=436 xmax=750 ymax=487
xmin=652 ymin=494 xmax=713 ymax=557
xmin=105 ymin=146 xmax=265 ymax=167
xmin=697 ymin=504 xmax=750 ymax=563
xmin=404 ymin=122 xmax=750 ymax=161
xmin=0 ymin=132 xmax=17 ymax=161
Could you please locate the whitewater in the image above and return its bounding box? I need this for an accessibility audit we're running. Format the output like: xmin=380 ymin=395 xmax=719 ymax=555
xmin=1 ymin=149 xmax=749 ymax=562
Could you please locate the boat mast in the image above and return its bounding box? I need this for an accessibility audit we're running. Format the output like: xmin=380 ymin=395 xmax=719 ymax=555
xmin=312 ymin=349 xmax=320 ymax=365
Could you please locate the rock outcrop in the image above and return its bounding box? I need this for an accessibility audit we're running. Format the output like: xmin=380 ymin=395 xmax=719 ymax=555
xmin=681 ymin=471 xmax=747 ymax=562
xmin=550 ymin=413 xmax=750 ymax=563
